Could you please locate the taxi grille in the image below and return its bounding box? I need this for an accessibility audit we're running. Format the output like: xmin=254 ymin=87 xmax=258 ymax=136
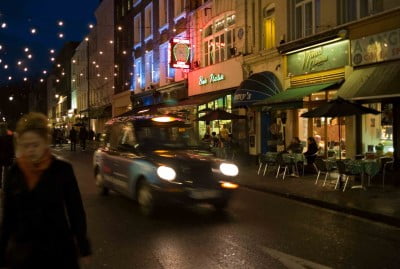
xmin=180 ymin=162 xmax=214 ymax=187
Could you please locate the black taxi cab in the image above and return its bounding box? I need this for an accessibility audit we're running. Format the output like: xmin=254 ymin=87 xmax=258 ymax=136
xmin=93 ymin=115 xmax=239 ymax=215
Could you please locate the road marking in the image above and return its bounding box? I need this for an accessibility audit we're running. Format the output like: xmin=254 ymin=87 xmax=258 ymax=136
xmin=260 ymin=246 xmax=332 ymax=269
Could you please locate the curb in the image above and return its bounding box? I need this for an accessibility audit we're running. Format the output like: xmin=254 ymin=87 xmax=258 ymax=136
xmin=240 ymin=183 xmax=400 ymax=228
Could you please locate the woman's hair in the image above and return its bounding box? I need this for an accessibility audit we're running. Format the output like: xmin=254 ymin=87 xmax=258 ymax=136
xmin=16 ymin=112 xmax=50 ymax=140
xmin=308 ymin=137 xmax=316 ymax=144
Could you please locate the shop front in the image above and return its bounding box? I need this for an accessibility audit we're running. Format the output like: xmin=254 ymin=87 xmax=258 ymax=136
xmin=233 ymin=71 xmax=283 ymax=155
xmin=337 ymin=26 xmax=400 ymax=163
xmin=255 ymin=37 xmax=350 ymax=157
xmin=187 ymin=57 xmax=244 ymax=144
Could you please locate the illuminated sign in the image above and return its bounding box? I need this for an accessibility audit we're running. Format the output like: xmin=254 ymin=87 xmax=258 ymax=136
xmin=351 ymin=28 xmax=400 ymax=66
xmin=169 ymin=38 xmax=191 ymax=69
xmin=198 ymin=73 xmax=225 ymax=86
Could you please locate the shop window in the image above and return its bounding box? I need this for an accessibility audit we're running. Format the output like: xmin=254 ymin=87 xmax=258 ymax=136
xmin=263 ymin=4 xmax=276 ymax=49
xmin=174 ymin=0 xmax=185 ymax=17
xmin=338 ymin=0 xmax=384 ymax=24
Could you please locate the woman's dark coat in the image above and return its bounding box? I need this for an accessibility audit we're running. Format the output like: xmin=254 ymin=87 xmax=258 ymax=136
xmin=0 ymin=157 xmax=91 ymax=269
xmin=304 ymin=142 xmax=319 ymax=164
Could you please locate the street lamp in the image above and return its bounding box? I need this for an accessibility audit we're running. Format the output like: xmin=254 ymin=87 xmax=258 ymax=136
xmin=280 ymin=111 xmax=287 ymax=151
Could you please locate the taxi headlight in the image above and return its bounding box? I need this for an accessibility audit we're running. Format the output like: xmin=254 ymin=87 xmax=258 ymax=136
xmin=157 ymin=166 xmax=176 ymax=181
xmin=219 ymin=163 xmax=239 ymax=177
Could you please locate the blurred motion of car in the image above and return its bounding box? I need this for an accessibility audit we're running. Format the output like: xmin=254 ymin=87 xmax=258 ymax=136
xmin=93 ymin=115 xmax=239 ymax=215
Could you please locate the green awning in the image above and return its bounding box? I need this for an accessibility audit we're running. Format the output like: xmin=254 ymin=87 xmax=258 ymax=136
xmin=337 ymin=61 xmax=400 ymax=101
xmin=253 ymin=81 xmax=341 ymax=106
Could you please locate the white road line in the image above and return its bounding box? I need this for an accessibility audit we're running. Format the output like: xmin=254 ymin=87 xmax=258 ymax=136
xmin=260 ymin=246 xmax=333 ymax=269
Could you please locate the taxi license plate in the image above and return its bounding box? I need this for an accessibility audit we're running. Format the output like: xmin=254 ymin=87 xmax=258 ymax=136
xmin=189 ymin=189 xmax=220 ymax=199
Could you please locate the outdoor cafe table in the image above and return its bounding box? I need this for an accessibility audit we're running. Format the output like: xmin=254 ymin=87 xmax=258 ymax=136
xmin=324 ymin=159 xmax=380 ymax=189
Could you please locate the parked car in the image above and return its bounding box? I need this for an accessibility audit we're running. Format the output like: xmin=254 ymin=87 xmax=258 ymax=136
xmin=93 ymin=115 xmax=239 ymax=215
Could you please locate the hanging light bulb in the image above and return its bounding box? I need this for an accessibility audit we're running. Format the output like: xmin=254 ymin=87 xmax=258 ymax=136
xmin=51 ymin=57 xmax=55 ymax=62
xmin=24 ymin=67 xmax=28 ymax=72
xmin=58 ymin=21 xmax=64 ymax=26
xmin=1 ymin=23 xmax=7 ymax=28
xmin=85 ymin=37 xmax=89 ymax=42
xmin=109 ymin=40 xmax=114 ymax=44
xmin=117 ymin=26 xmax=122 ymax=31
xmin=23 ymin=77 xmax=28 ymax=81
xmin=40 ymin=78 xmax=44 ymax=83
xmin=58 ymin=33 xmax=64 ymax=38
xmin=8 ymin=76 xmax=12 ymax=80
xmin=24 ymin=47 xmax=29 ymax=52
xmin=30 ymin=28 xmax=37 ymax=34
xmin=57 ymin=64 xmax=61 ymax=67
xmin=89 ymin=24 xmax=94 ymax=29
xmin=27 ymin=54 xmax=32 ymax=59
xmin=43 ymin=70 xmax=47 ymax=74
xmin=17 ymin=61 xmax=22 ymax=65
xmin=50 ymin=49 xmax=55 ymax=54
xmin=4 ymin=64 xmax=8 ymax=69
xmin=0 ymin=45 xmax=2 ymax=50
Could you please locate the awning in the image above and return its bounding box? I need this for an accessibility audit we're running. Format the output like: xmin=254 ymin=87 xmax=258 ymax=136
xmin=337 ymin=61 xmax=400 ymax=101
xmin=254 ymin=80 xmax=342 ymax=107
xmin=175 ymin=89 xmax=235 ymax=107
xmin=233 ymin=71 xmax=282 ymax=107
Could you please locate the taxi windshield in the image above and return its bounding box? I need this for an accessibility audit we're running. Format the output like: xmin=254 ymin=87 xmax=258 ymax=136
xmin=135 ymin=125 xmax=202 ymax=149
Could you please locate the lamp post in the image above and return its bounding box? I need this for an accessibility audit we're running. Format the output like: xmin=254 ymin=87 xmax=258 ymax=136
xmin=280 ymin=111 xmax=287 ymax=151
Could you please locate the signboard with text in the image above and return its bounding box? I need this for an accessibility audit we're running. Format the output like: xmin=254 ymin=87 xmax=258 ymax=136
xmin=287 ymin=40 xmax=349 ymax=76
xmin=169 ymin=38 xmax=191 ymax=69
xmin=351 ymin=28 xmax=400 ymax=66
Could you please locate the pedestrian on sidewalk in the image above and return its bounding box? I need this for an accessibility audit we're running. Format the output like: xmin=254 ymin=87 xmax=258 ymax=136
xmin=304 ymin=137 xmax=319 ymax=173
xmin=0 ymin=124 xmax=15 ymax=189
xmin=79 ymin=126 xmax=88 ymax=151
xmin=69 ymin=127 xmax=78 ymax=152
xmin=0 ymin=112 xmax=91 ymax=268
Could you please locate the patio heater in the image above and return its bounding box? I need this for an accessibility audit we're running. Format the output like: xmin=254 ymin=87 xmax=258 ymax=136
xmin=280 ymin=111 xmax=287 ymax=151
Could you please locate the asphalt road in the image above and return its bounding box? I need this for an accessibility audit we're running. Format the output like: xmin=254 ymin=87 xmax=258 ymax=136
xmin=54 ymin=147 xmax=400 ymax=269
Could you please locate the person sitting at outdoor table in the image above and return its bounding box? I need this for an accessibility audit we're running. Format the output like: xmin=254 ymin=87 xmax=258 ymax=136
xmin=287 ymin=137 xmax=303 ymax=153
xmin=304 ymin=137 xmax=319 ymax=165
xmin=211 ymin=132 xmax=219 ymax=147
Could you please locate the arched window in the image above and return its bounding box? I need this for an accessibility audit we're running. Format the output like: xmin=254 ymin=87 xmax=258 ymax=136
xmin=264 ymin=4 xmax=276 ymax=49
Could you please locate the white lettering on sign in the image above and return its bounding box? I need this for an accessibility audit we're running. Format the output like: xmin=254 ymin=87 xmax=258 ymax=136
xmin=198 ymin=73 xmax=225 ymax=86
xmin=234 ymin=92 xmax=252 ymax=101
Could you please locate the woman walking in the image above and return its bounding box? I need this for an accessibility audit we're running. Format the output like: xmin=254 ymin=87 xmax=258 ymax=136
xmin=0 ymin=113 xmax=91 ymax=269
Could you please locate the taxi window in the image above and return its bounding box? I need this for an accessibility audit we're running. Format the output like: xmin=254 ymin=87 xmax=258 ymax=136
xmin=110 ymin=123 xmax=124 ymax=149
xmin=119 ymin=123 xmax=137 ymax=149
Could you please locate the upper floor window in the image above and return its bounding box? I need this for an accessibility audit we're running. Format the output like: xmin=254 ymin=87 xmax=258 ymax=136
xmin=174 ymin=0 xmax=186 ymax=17
xmin=159 ymin=0 xmax=168 ymax=27
xmin=145 ymin=3 xmax=153 ymax=40
xmin=134 ymin=57 xmax=143 ymax=90
xmin=133 ymin=14 xmax=142 ymax=45
xmin=263 ymin=4 xmax=276 ymax=49
xmin=291 ymin=0 xmax=318 ymax=40
xmin=203 ymin=13 xmax=236 ymax=67
xmin=159 ymin=42 xmax=175 ymax=84
xmin=127 ymin=0 xmax=131 ymax=11
xmin=145 ymin=51 xmax=155 ymax=86
xmin=338 ymin=0 xmax=384 ymax=24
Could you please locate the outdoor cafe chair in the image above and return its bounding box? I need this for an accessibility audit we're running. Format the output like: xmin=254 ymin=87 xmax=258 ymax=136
xmin=381 ymin=157 xmax=394 ymax=189
xmin=275 ymin=153 xmax=292 ymax=180
xmin=335 ymin=160 xmax=361 ymax=192
xmin=313 ymin=158 xmax=335 ymax=186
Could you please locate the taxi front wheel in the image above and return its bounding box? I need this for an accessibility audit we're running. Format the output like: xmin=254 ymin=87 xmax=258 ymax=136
xmin=137 ymin=181 xmax=157 ymax=216
xmin=95 ymin=172 xmax=109 ymax=196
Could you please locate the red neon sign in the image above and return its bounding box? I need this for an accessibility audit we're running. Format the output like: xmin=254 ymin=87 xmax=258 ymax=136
xmin=169 ymin=38 xmax=191 ymax=69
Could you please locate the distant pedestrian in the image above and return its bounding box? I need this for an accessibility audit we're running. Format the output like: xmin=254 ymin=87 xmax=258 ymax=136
xmin=79 ymin=126 xmax=88 ymax=151
xmin=69 ymin=127 xmax=78 ymax=152
xmin=0 ymin=112 xmax=91 ymax=268
xmin=0 ymin=124 xmax=15 ymax=188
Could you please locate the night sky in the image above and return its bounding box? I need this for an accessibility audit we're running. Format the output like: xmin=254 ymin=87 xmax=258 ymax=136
xmin=0 ymin=0 xmax=99 ymax=84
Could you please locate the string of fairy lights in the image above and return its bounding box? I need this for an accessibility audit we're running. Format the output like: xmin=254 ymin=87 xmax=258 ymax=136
xmin=0 ymin=8 xmax=197 ymax=92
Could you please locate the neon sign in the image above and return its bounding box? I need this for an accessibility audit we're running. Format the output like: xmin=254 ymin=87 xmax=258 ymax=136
xmin=170 ymin=38 xmax=191 ymax=69
xmin=198 ymin=73 xmax=225 ymax=86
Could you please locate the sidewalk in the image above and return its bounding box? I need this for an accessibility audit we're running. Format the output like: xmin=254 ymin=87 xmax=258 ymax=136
xmin=235 ymin=164 xmax=400 ymax=227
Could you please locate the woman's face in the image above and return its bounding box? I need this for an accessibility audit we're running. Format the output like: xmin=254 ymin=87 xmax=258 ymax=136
xmin=18 ymin=131 xmax=49 ymax=163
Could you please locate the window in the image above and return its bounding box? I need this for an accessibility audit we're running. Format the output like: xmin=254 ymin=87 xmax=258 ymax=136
xmin=174 ymin=0 xmax=185 ymax=17
xmin=145 ymin=51 xmax=154 ymax=86
xmin=133 ymin=14 xmax=141 ymax=45
xmin=134 ymin=57 xmax=143 ymax=89
xmin=127 ymin=0 xmax=131 ymax=11
xmin=159 ymin=0 xmax=168 ymax=27
xmin=159 ymin=42 xmax=175 ymax=84
xmin=119 ymin=123 xmax=137 ymax=150
xmin=202 ymin=13 xmax=236 ymax=67
xmin=338 ymin=0 xmax=384 ymax=24
xmin=264 ymin=4 xmax=276 ymax=49
xmin=145 ymin=3 xmax=153 ymax=40
xmin=293 ymin=0 xmax=316 ymax=39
